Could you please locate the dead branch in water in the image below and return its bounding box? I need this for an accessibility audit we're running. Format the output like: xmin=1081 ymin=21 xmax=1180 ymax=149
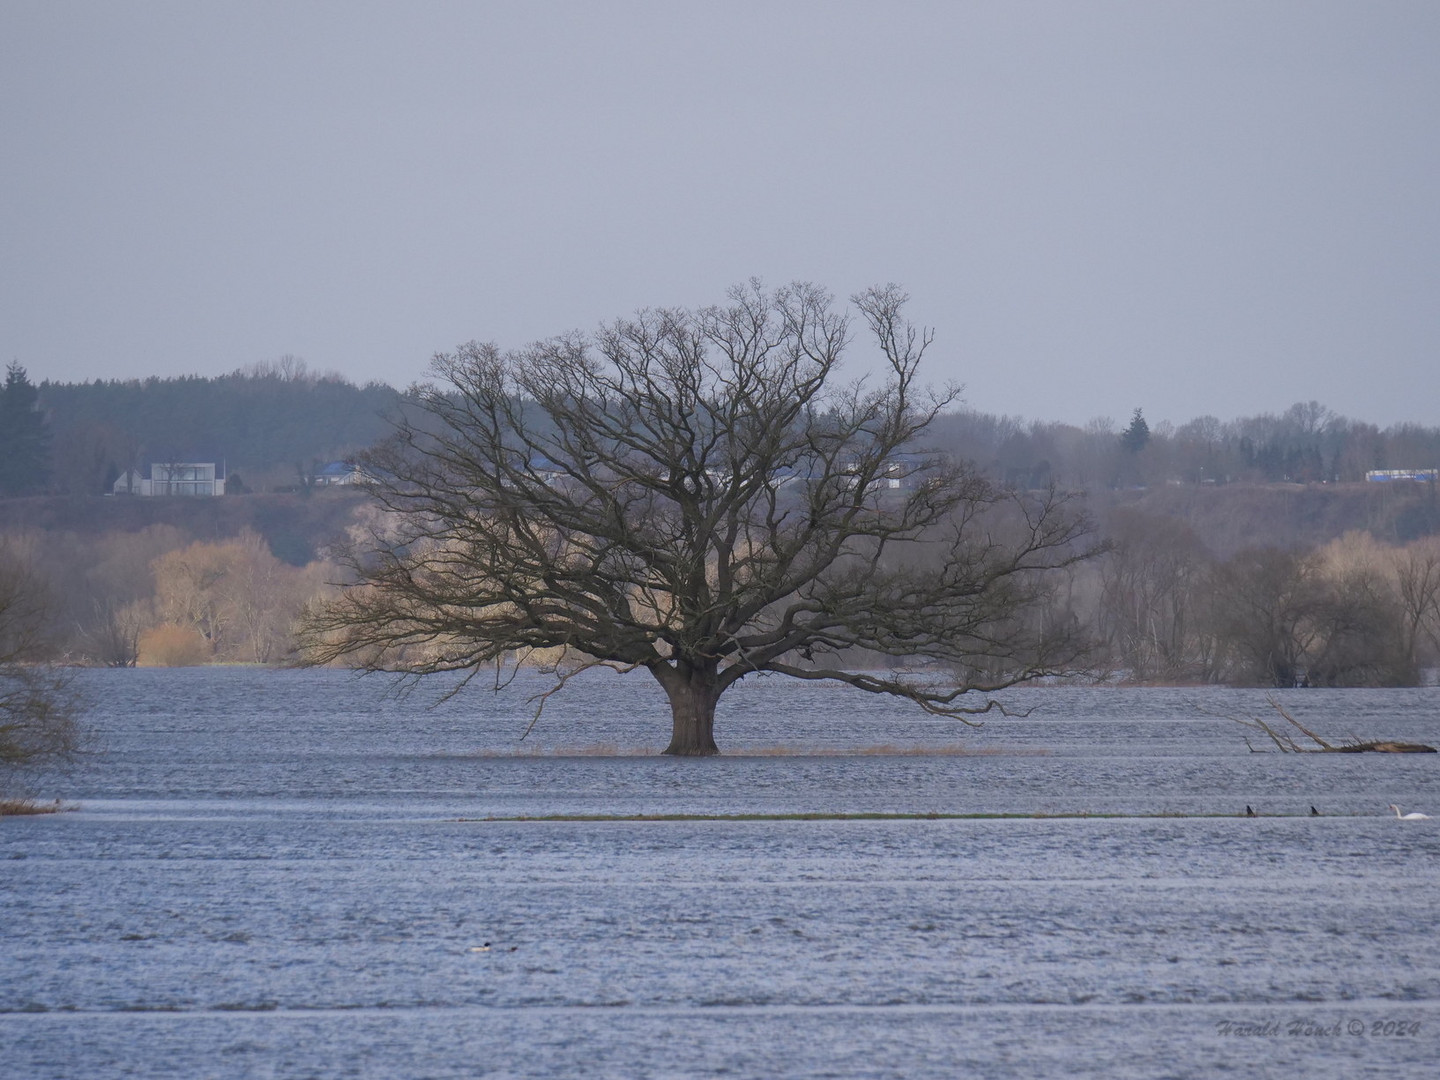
xmin=1199 ymin=695 xmax=1436 ymax=753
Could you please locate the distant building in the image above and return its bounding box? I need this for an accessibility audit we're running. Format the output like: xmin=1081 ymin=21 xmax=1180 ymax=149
xmin=112 ymin=463 xmax=226 ymax=496
xmin=879 ymin=453 xmax=936 ymax=489
xmin=1365 ymin=469 xmax=1438 ymax=483
xmin=314 ymin=461 xmax=363 ymax=487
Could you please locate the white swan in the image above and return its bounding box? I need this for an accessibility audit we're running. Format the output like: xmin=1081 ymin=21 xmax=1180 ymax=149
xmin=1388 ymin=804 xmax=1431 ymax=820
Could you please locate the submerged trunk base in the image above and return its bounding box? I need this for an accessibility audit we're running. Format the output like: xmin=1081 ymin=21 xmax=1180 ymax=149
xmin=658 ymin=666 xmax=721 ymax=756
xmin=663 ymin=713 xmax=719 ymax=756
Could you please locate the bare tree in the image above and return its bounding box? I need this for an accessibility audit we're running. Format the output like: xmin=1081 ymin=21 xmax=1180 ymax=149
xmin=1097 ymin=510 xmax=1214 ymax=682
xmin=1301 ymin=532 xmax=1417 ymax=686
xmin=1205 ymin=547 xmax=1325 ymax=687
xmin=1394 ymin=537 xmax=1440 ymax=668
xmin=221 ymin=531 xmax=318 ymax=663
xmin=303 ymin=283 xmax=1096 ymax=754
xmin=1 ymin=542 xmax=83 ymax=777
xmin=72 ymin=524 xmax=190 ymax=666
xmin=1205 ymin=538 xmax=1419 ymax=688
xmin=152 ymin=541 xmax=232 ymax=653
xmin=83 ymin=597 xmax=148 ymax=667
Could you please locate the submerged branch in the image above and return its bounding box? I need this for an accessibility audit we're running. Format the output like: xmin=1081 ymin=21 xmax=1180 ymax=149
xmin=1200 ymin=694 xmax=1436 ymax=753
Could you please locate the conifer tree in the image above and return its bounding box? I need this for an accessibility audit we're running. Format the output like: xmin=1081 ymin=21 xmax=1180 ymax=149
xmin=0 ymin=363 xmax=51 ymax=496
xmin=1120 ymin=407 xmax=1150 ymax=455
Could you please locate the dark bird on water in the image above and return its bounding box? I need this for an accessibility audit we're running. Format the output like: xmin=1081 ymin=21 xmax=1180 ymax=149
xmin=1310 ymin=806 xmax=1320 ymax=816
xmin=1245 ymin=806 xmax=1257 ymax=817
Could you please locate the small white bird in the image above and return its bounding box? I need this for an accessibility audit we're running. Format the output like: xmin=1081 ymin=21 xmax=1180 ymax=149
xmin=1388 ymin=804 xmax=1431 ymax=820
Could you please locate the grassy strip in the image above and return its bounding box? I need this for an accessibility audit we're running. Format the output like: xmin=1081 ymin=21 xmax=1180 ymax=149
xmin=452 ymin=811 xmax=1285 ymax=823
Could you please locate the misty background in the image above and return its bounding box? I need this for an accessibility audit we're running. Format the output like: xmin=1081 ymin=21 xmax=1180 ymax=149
xmin=4 ymin=1 xmax=1438 ymax=429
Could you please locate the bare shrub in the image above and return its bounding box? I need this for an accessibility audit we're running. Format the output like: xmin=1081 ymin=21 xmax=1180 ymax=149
xmin=137 ymin=623 xmax=212 ymax=667
xmin=1 ymin=538 xmax=86 ymax=798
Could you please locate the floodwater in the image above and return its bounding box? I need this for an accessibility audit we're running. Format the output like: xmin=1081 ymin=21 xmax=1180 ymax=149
xmin=3 ymin=667 xmax=1440 ymax=1078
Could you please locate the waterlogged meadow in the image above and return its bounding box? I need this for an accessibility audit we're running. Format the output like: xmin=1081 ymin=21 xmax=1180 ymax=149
xmin=3 ymin=668 xmax=1440 ymax=1078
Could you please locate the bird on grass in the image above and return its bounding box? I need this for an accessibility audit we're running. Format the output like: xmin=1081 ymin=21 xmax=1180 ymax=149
xmin=1388 ymin=804 xmax=1431 ymax=820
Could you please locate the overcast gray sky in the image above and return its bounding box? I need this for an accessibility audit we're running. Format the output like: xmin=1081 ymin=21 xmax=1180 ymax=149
xmin=3 ymin=1 xmax=1437 ymax=428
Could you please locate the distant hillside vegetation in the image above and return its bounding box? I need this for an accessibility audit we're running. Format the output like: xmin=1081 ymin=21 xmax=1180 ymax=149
xmin=35 ymin=359 xmax=401 ymax=495
xmin=4 ymin=479 xmax=1433 ymax=573
xmin=14 ymin=359 xmax=1440 ymax=507
xmin=1089 ymin=481 xmax=1440 ymax=557
xmin=0 ymin=489 xmax=369 ymax=567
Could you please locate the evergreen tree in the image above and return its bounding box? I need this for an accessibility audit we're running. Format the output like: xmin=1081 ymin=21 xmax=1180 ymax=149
xmin=0 ymin=363 xmax=51 ymax=496
xmin=1120 ymin=407 xmax=1150 ymax=455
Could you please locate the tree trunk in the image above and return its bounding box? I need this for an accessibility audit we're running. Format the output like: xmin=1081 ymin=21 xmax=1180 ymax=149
xmin=655 ymin=661 xmax=721 ymax=756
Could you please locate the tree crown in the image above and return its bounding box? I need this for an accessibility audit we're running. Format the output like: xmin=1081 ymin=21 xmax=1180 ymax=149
xmin=303 ymin=283 xmax=1096 ymax=751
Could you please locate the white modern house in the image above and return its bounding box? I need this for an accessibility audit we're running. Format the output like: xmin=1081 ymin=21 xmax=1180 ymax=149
xmin=112 ymin=463 xmax=226 ymax=496
xmin=1365 ymin=469 xmax=1438 ymax=483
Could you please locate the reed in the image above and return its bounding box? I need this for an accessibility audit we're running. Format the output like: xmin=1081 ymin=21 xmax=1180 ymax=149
xmin=0 ymin=797 xmax=67 ymax=815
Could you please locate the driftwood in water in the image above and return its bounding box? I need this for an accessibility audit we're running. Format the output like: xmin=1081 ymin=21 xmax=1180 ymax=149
xmin=1328 ymin=741 xmax=1437 ymax=754
xmin=1222 ymin=696 xmax=1436 ymax=754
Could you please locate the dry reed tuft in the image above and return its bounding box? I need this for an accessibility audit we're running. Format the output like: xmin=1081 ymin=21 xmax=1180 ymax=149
xmin=0 ymin=797 xmax=67 ymax=815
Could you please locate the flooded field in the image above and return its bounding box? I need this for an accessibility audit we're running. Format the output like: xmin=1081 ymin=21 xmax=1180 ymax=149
xmin=3 ymin=668 xmax=1439 ymax=1077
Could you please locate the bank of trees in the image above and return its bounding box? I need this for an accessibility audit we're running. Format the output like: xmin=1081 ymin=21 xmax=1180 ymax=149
xmin=1 ymin=526 xmax=336 ymax=668
xmin=28 ymin=359 xmax=399 ymax=496
xmin=143 ymin=532 xmax=333 ymax=665
xmin=1090 ymin=514 xmax=1440 ymax=686
xmin=1 ymin=489 xmax=1436 ymax=695
xmin=8 ymin=354 xmax=1439 ymax=501
xmin=929 ymin=400 xmax=1440 ymax=492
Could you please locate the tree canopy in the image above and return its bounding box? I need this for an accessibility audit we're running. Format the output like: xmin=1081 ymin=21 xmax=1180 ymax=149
xmin=302 ymin=283 xmax=1096 ymax=754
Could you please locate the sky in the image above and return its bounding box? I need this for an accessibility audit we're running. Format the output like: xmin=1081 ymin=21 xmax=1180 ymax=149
xmin=3 ymin=0 xmax=1438 ymax=430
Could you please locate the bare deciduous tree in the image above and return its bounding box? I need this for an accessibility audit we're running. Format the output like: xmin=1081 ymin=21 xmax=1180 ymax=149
xmin=1 ymin=542 xmax=82 ymax=779
xmin=145 ymin=531 xmax=324 ymax=664
xmin=1205 ymin=535 xmax=1420 ymax=688
xmin=303 ymin=283 xmax=1096 ymax=754
xmin=1395 ymin=537 xmax=1440 ymax=666
xmin=1097 ymin=510 xmax=1214 ymax=682
xmin=1204 ymin=548 xmax=1324 ymax=687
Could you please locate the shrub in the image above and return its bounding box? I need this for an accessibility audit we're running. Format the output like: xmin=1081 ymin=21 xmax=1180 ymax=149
xmin=137 ymin=624 xmax=211 ymax=667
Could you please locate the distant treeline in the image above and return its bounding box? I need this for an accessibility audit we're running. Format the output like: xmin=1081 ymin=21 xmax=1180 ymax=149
xmin=928 ymin=401 xmax=1440 ymax=491
xmin=6 ymin=357 xmax=1439 ymax=499
xmin=27 ymin=358 xmax=400 ymax=495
